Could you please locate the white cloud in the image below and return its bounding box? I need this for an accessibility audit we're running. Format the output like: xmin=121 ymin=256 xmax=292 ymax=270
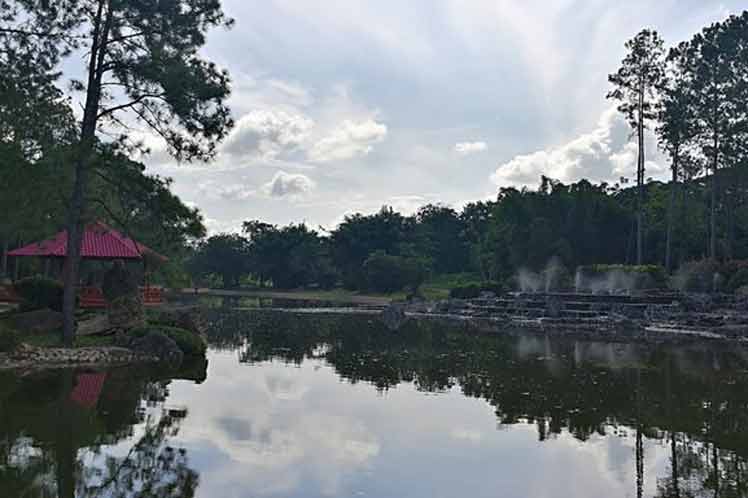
xmin=455 ymin=141 xmax=487 ymax=155
xmin=308 ymin=119 xmax=387 ymax=162
xmin=222 ymin=109 xmax=314 ymax=160
xmin=262 ymin=171 xmax=316 ymax=199
xmin=491 ymin=107 xmax=667 ymax=188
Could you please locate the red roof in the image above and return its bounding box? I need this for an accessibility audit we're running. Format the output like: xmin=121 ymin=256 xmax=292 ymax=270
xmin=8 ymin=221 xmax=166 ymax=260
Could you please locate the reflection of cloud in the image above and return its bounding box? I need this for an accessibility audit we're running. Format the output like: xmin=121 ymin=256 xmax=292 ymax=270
xmin=175 ymin=360 xmax=380 ymax=497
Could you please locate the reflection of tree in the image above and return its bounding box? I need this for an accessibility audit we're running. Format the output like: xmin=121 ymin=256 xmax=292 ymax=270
xmin=210 ymin=308 xmax=748 ymax=496
xmin=78 ymin=410 xmax=197 ymax=498
xmin=0 ymin=360 xmax=205 ymax=497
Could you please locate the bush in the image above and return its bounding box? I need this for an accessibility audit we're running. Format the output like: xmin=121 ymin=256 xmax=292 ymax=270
xmin=728 ymin=268 xmax=748 ymax=294
xmin=0 ymin=324 xmax=20 ymax=353
xmin=576 ymin=264 xmax=667 ymax=291
xmin=449 ymin=283 xmax=481 ymax=299
xmin=673 ymin=260 xmax=722 ymax=292
xmin=131 ymin=325 xmax=206 ymax=357
xmin=362 ymin=252 xmax=428 ymax=293
xmin=449 ymin=280 xmax=505 ymax=299
xmin=14 ymin=276 xmax=64 ymax=311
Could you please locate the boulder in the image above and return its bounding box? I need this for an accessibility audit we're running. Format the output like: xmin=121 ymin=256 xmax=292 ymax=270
xmin=151 ymin=307 xmax=207 ymax=336
xmin=10 ymin=309 xmax=63 ymax=333
xmin=380 ymin=303 xmax=409 ymax=331
xmin=129 ymin=331 xmax=183 ymax=363
xmin=107 ymin=294 xmax=145 ymax=330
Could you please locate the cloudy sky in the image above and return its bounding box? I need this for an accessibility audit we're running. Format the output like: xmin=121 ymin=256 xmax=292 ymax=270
xmin=141 ymin=0 xmax=742 ymax=233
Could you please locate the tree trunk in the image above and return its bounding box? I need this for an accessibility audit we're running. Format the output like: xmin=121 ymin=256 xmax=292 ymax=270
xmin=61 ymin=0 xmax=112 ymax=345
xmin=665 ymin=148 xmax=679 ymax=273
xmin=709 ymin=135 xmax=718 ymax=260
xmin=636 ymin=78 xmax=645 ymax=265
xmin=726 ymin=166 xmax=736 ymax=260
xmin=1 ymin=238 xmax=7 ymax=278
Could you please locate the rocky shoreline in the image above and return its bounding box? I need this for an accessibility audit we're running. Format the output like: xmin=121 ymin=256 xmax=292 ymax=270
xmin=378 ymin=291 xmax=748 ymax=344
xmin=0 ymin=344 xmax=158 ymax=370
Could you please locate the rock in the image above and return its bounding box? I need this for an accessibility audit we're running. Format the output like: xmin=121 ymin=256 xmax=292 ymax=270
xmin=77 ymin=313 xmax=113 ymax=336
xmin=10 ymin=309 xmax=63 ymax=333
xmin=380 ymin=303 xmax=409 ymax=331
xmin=129 ymin=331 xmax=183 ymax=363
xmin=107 ymin=294 xmax=145 ymax=330
xmin=152 ymin=307 xmax=207 ymax=336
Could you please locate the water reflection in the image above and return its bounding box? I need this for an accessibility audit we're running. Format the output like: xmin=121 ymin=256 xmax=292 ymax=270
xmin=2 ymin=309 xmax=748 ymax=497
xmin=0 ymin=360 xmax=206 ymax=498
xmin=208 ymin=309 xmax=748 ymax=497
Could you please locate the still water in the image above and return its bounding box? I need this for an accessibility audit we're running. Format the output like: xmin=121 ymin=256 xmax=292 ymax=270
xmin=2 ymin=307 xmax=748 ymax=498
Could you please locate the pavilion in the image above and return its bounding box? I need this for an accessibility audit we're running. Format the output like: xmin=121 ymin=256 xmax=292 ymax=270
xmin=8 ymin=221 xmax=166 ymax=307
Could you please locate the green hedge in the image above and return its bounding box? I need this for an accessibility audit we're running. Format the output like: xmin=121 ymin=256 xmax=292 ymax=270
xmin=449 ymin=280 xmax=505 ymax=299
xmin=131 ymin=325 xmax=206 ymax=357
xmin=14 ymin=277 xmax=64 ymax=311
xmin=576 ymin=264 xmax=667 ymax=290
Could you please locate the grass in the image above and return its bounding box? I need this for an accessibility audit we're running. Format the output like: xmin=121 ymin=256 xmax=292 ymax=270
xmin=189 ymin=273 xmax=482 ymax=304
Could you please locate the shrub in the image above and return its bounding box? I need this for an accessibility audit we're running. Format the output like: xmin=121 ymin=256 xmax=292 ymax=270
xmin=449 ymin=280 xmax=506 ymax=299
xmin=0 ymin=324 xmax=20 ymax=353
xmin=131 ymin=325 xmax=206 ymax=357
xmin=673 ymin=260 xmax=722 ymax=292
xmin=728 ymin=268 xmax=748 ymax=294
xmin=576 ymin=264 xmax=667 ymax=291
xmin=449 ymin=283 xmax=481 ymax=299
xmin=14 ymin=276 xmax=64 ymax=311
xmin=362 ymin=252 xmax=428 ymax=293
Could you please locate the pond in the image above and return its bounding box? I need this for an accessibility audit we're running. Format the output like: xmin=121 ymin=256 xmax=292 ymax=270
xmin=1 ymin=307 xmax=748 ymax=498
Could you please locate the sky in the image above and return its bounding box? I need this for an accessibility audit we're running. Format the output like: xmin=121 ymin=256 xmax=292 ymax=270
xmin=138 ymin=0 xmax=743 ymax=234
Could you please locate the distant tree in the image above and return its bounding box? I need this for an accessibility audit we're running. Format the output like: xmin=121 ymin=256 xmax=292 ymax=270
xmin=330 ymin=207 xmax=414 ymax=289
xmin=415 ymin=204 xmax=469 ymax=274
xmin=608 ymin=29 xmax=666 ymax=264
xmin=657 ymin=43 xmax=697 ymax=271
xmin=679 ymin=13 xmax=748 ymax=260
xmin=460 ymin=201 xmax=495 ymax=279
xmin=242 ymin=221 xmax=336 ymax=289
xmin=189 ymin=234 xmax=249 ymax=288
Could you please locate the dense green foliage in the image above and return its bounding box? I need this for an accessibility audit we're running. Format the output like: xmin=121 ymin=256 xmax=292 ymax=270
xmin=13 ymin=276 xmax=64 ymax=311
xmin=0 ymin=323 xmax=20 ymax=352
xmin=131 ymin=325 xmax=206 ymax=357
xmin=362 ymin=252 xmax=428 ymax=293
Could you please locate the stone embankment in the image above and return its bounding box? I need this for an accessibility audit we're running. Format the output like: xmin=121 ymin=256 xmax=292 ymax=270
xmin=384 ymin=291 xmax=748 ymax=343
xmin=0 ymin=344 xmax=158 ymax=370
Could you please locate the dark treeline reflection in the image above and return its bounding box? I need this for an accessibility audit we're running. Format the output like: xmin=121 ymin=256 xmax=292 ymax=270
xmin=0 ymin=359 xmax=206 ymax=498
xmin=209 ymin=309 xmax=748 ymax=497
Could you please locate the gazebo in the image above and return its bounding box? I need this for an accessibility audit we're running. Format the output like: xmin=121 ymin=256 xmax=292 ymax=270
xmin=8 ymin=221 xmax=166 ymax=307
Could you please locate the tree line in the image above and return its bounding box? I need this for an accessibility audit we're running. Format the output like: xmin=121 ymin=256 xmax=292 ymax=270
xmin=189 ymin=12 xmax=748 ymax=293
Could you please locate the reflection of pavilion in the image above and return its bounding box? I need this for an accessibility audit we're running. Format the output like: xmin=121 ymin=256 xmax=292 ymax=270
xmin=69 ymin=372 xmax=107 ymax=409
xmin=8 ymin=221 xmax=166 ymax=307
